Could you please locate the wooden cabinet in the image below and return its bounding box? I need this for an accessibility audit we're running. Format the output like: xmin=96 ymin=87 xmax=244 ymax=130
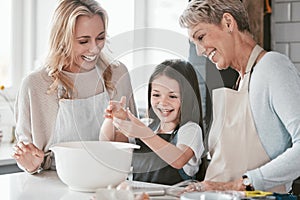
xmin=242 ymin=0 xmax=265 ymax=46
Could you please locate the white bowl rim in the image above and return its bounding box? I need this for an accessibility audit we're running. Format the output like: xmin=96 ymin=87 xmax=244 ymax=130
xmin=50 ymin=140 xmax=140 ymax=151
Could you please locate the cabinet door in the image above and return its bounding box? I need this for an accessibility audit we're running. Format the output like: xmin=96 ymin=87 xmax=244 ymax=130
xmin=242 ymin=0 xmax=265 ymax=46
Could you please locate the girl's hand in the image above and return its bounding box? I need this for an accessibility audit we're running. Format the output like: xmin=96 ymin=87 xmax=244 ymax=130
xmin=104 ymin=96 xmax=127 ymax=120
xmin=113 ymin=109 xmax=155 ymax=139
xmin=12 ymin=141 xmax=44 ymax=173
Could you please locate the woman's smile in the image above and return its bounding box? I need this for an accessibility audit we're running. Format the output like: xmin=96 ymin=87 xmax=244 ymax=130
xmin=81 ymin=54 xmax=97 ymax=62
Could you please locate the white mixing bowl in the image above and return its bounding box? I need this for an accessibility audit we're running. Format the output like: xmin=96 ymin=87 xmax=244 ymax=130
xmin=50 ymin=141 xmax=139 ymax=192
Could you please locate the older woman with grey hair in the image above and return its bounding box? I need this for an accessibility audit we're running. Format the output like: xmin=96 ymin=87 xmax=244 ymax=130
xmin=179 ymin=0 xmax=300 ymax=193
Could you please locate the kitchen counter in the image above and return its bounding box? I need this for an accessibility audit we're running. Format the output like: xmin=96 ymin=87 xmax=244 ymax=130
xmin=0 ymin=171 xmax=76 ymax=200
xmin=0 ymin=171 xmax=178 ymax=200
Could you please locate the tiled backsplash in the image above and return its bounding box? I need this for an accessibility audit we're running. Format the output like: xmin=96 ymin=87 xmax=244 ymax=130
xmin=272 ymin=0 xmax=300 ymax=70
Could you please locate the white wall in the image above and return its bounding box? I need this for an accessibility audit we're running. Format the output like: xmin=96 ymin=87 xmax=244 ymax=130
xmin=35 ymin=0 xmax=58 ymax=68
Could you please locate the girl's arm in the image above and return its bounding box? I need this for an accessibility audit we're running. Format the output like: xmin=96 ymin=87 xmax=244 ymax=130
xmin=100 ymin=97 xmax=128 ymax=142
xmin=100 ymin=119 xmax=129 ymax=142
xmin=100 ymin=118 xmax=116 ymax=141
xmin=113 ymin=110 xmax=195 ymax=168
xmin=142 ymin=134 xmax=194 ymax=169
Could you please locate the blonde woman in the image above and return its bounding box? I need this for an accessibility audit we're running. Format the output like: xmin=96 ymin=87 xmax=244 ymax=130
xmin=13 ymin=0 xmax=136 ymax=174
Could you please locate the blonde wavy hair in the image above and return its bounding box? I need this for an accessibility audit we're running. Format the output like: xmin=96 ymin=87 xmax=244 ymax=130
xmin=179 ymin=0 xmax=250 ymax=33
xmin=45 ymin=0 xmax=115 ymax=98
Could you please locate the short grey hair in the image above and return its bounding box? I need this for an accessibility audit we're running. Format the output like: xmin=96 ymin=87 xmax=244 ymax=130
xmin=179 ymin=0 xmax=250 ymax=33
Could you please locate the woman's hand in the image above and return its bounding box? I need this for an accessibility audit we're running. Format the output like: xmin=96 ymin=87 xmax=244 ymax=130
xmin=12 ymin=141 xmax=44 ymax=173
xmin=113 ymin=109 xmax=155 ymax=139
xmin=104 ymin=96 xmax=127 ymax=120
xmin=185 ymin=179 xmax=245 ymax=192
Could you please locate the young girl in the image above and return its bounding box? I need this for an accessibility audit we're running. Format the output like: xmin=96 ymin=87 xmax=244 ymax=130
xmin=100 ymin=59 xmax=204 ymax=185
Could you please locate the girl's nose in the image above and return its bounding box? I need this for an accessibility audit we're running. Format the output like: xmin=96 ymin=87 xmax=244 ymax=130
xmin=158 ymin=96 xmax=169 ymax=106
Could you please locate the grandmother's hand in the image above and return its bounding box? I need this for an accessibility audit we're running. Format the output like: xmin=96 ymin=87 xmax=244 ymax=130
xmin=113 ymin=109 xmax=155 ymax=139
xmin=12 ymin=141 xmax=44 ymax=173
xmin=185 ymin=179 xmax=245 ymax=192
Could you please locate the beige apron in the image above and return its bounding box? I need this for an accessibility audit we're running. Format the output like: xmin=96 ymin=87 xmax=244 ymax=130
xmin=205 ymin=45 xmax=285 ymax=192
xmin=50 ymin=67 xmax=109 ymax=169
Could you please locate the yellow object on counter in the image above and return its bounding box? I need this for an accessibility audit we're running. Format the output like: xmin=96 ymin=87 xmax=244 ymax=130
xmin=245 ymin=190 xmax=273 ymax=197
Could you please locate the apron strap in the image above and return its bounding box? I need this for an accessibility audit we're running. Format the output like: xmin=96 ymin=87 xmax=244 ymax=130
xmin=235 ymin=45 xmax=264 ymax=91
xmin=245 ymin=45 xmax=264 ymax=74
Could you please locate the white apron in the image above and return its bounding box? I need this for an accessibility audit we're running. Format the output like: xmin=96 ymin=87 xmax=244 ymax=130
xmin=205 ymin=45 xmax=285 ymax=192
xmin=52 ymin=68 xmax=109 ymax=145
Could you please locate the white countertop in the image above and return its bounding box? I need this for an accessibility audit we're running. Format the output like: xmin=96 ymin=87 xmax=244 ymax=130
xmin=0 ymin=171 xmax=78 ymax=200
xmin=0 ymin=171 xmax=178 ymax=200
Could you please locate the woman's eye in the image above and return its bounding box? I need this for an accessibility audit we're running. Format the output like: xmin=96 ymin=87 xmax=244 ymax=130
xmin=170 ymin=95 xmax=178 ymax=99
xmin=197 ymin=34 xmax=204 ymax=41
xmin=79 ymin=40 xmax=88 ymax=44
xmin=97 ymin=37 xmax=105 ymax=41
